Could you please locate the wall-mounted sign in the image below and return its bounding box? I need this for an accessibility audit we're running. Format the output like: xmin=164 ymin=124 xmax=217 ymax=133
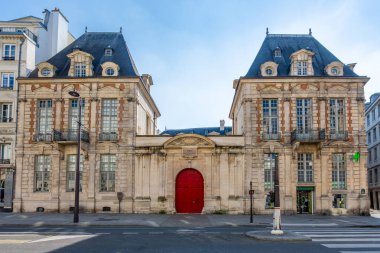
xmin=352 ymin=152 xmax=360 ymax=162
xmin=182 ymin=147 xmax=197 ymax=158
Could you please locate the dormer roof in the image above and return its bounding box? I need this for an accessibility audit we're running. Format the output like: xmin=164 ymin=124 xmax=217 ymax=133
xmin=245 ymin=34 xmax=358 ymax=78
xmin=28 ymin=32 xmax=139 ymax=78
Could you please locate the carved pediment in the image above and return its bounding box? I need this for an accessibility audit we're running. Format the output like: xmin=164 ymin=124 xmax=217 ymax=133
xmin=164 ymin=134 xmax=215 ymax=148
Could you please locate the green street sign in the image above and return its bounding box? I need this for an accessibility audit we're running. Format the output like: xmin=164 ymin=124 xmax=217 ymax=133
xmin=352 ymin=152 xmax=360 ymax=162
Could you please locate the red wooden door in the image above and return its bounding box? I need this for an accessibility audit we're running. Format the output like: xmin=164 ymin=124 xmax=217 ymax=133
xmin=175 ymin=169 xmax=204 ymax=213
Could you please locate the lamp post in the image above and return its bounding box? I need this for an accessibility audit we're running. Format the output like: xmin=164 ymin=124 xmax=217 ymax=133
xmin=69 ymin=90 xmax=81 ymax=223
xmin=271 ymin=153 xmax=283 ymax=235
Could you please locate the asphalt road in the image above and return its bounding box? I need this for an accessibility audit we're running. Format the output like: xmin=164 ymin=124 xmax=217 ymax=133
xmin=2 ymin=225 xmax=379 ymax=253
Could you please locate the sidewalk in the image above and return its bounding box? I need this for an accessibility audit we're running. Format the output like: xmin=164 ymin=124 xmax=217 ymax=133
xmin=0 ymin=212 xmax=380 ymax=227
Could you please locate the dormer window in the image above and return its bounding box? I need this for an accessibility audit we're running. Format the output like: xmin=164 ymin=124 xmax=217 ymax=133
xmin=260 ymin=61 xmax=278 ymax=77
xmin=106 ymin=68 xmax=115 ymax=76
xmin=265 ymin=67 xmax=273 ymax=76
xmin=41 ymin=68 xmax=51 ymax=77
xmin=325 ymin=61 xmax=344 ymax=76
xmin=75 ymin=63 xmax=86 ymax=77
xmin=105 ymin=49 xmax=113 ymax=56
xmin=101 ymin=61 xmax=119 ymax=77
xmin=297 ymin=61 xmax=308 ymax=76
xmin=331 ymin=68 xmax=338 ymax=75
xmin=289 ymin=49 xmax=314 ymax=76
xmin=274 ymin=48 xmax=281 ymax=57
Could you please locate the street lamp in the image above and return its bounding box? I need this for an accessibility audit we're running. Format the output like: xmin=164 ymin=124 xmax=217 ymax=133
xmin=69 ymin=90 xmax=81 ymax=223
xmin=271 ymin=153 xmax=283 ymax=235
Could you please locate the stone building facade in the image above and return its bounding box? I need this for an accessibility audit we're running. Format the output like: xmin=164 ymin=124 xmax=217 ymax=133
xmin=13 ymin=31 xmax=370 ymax=215
xmin=365 ymin=93 xmax=380 ymax=210
xmin=0 ymin=9 xmax=73 ymax=210
xmin=229 ymin=33 xmax=369 ymax=215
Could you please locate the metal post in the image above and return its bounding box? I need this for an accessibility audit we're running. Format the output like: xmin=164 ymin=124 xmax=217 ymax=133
xmin=73 ymin=98 xmax=82 ymax=223
xmin=250 ymin=181 xmax=253 ymax=223
xmin=271 ymin=153 xmax=283 ymax=235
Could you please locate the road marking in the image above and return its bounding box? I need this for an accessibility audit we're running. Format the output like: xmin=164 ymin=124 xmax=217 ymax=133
xmin=231 ymin=232 xmax=244 ymax=235
xmin=340 ymin=251 xmax=380 ymax=253
xmin=0 ymin=240 xmax=30 ymax=244
xmin=295 ymin=231 xmax=380 ymax=234
xmin=282 ymin=223 xmax=338 ymax=226
xmin=95 ymin=233 xmax=110 ymax=235
xmin=204 ymin=232 xmax=220 ymax=234
xmin=307 ymin=234 xmax=380 ymax=238
xmin=28 ymin=235 xmax=96 ymax=243
xmin=122 ymin=232 xmax=139 ymax=235
xmin=314 ymin=238 xmax=380 ymax=242
xmin=322 ymin=244 xmax=380 ymax=248
xmin=180 ymin=220 xmax=190 ymax=224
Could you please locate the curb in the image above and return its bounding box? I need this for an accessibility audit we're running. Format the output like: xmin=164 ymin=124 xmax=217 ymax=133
xmin=246 ymin=231 xmax=311 ymax=241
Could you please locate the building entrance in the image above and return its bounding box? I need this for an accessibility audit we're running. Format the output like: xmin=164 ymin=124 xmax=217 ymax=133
xmin=297 ymin=187 xmax=314 ymax=214
xmin=175 ymin=168 xmax=204 ymax=213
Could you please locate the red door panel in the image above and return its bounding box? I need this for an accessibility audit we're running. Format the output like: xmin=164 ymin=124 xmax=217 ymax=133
xmin=176 ymin=169 xmax=204 ymax=213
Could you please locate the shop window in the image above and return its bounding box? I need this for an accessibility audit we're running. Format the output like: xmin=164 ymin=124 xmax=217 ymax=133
xmin=332 ymin=194 xmax=346 ymax=208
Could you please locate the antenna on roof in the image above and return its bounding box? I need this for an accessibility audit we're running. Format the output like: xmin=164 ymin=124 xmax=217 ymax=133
xmin=120 ymin=27 xmax=122 ymax=33
xmin=309 ymin=28 xmax=312 ymax=35
xmin=266 ymin=27 xmax=269 ymax=35
xmin=85 ymin=26 xmax=87 ymax=33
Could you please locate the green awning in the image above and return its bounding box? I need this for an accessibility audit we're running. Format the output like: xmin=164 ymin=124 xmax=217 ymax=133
xmin=297 ymin=186 xmax=315 ymax=191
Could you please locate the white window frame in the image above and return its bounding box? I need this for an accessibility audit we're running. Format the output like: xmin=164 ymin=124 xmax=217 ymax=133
xmin=0 ymin=143 xmax=11 ymax=163
xmin=37 ymin=100 xmax=53 ymax=134
xmin=298 ymin=153 xmax=313 ymax=182
xmin=66 ymin=154 xmax=84 ymax=192
xmin=330 ymin=98 xmax=345 ymax=134
xmin=74 ymin=63 xmax=86 ymax=77
xmin=101 ymin=99 xmax=118 ymax=133
xmin=105 ymin=49 xmax=112 ymax=56
xmin=1 ymin=73 xmax=14 ymax=89
xmin=100 ymin=154 xmax=116 ymax=192
xmin=3 ymin=44 xmax=16 ymax=60
xmin=296 ymin=61 xmax=308 ymax=76
xmin=332 ymin=153 xmax=346 ymax=189
xmin=69 ymin=99 xmax=85 ymax=131
xmin=0 ymin=103 xmax=12 ymax=122
xmin=34 ymin=155 xmax=51 ymax=192
xmin=296 ymin=99 xmax=312 ymax=134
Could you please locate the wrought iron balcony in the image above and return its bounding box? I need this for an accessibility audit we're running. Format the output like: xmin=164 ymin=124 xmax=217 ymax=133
xmin=2 ymin=56 xmax=15 ymax=61
xmin=329 ymin=131 xmax=349 ymax=141
xmin=0 ymin=117 xmax=12 ymax=123
xmin=291 ymin=129 xmax=325 ymax=143
xmin=262 ymin=132 xmax=280 ymax=141
xmin=0 ymin=159 xmax=10 ymax=164
xmin=33 ymin=133 xmax=53 ymax=142
xmin=0 ymin=27 xmax=38 ymax=44
xmin=53 ymin=129 xmax=89 ymax=143
xmin=99 ymin=132 xmax=118 ymax=141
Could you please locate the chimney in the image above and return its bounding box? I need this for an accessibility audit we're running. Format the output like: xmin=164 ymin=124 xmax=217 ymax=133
xmin=347 ymin=63 xmax=356 ymax=71
xmin=220 ymin=120 xmax=225 ymax=132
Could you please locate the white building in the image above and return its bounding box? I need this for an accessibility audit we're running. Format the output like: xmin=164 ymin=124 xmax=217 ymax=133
xmin=0 ymin=8 xmax=73 ymax=211
xmin=366 ymin=93 xmax=380 ymax=210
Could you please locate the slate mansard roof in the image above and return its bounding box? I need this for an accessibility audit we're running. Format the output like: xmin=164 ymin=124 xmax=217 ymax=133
xmin=29 ymin=32 xmax=139 ymax=78
xmin=244 ymin=34 xmax=358 ymax=78
xmin=160 ymin=127 xmax=232 ymax=136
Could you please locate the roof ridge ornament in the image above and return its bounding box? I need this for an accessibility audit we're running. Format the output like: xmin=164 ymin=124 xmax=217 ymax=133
xmin=120 ymin=27 xmax=122 ymax=33
xmin=266 ymin=27 xmax=269 ymax=35
xmin=309 ymin=28 xmax=312 ymax=35
xmin=85 ymin=26 xmax=87 ymax=33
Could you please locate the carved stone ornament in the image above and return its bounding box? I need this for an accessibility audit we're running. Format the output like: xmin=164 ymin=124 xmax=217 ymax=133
xmin=164 ymin=134 xmax=215 ymax=148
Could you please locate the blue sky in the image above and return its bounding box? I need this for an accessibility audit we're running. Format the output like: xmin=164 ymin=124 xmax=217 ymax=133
xmin=4 ymin=0 xmax=380 ymax=131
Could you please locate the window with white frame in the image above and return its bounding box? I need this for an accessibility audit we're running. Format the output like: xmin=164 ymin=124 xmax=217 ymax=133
xmin=332 ymin=153 xmax=346 ymax=189
xmin=296 ymin=99 xmax=312 ymax=134
xmin=0 ymin=144 xmax=11 ymax=164
xmin=298 ymin=153 xmax=313 ymax=182
xmin=264 ymin=153 xmax=276 ymax=190
xmin=74 ymin=63 xmax=86 ymax=77
xmin=296 ymin=61 xmax=308 ymax=76
xmin=263 ymin=99 xmax=278 ymax=139
xmin=1 ymin=73 xmax=14 ymax=89
xmin=100 ymin=154 xmax=116 ymax=192
xmin=368 ymin=132 xmax=372 ymax=145
xmin=66 ymin=154 xmax=84 ymax=192
xmin=34 ymin=155 xmax=51 ymax=192
xmin=375 ymin=169 xmax=378 ymax=184
xmin=101 ymin=99 xmax=117 ymax=133
xmin=3 ymin=44 xmax=16 ymax=60
xmin=378 ymin=104 xmax=380 ymax=118
xmin=367 ymin=115 xmax=371 ymax=126
xmin=1 ymin=103 xmax=12 ymax=122
xmin=374 ymin=128 xmax=377 ymax=143
xmin=330 ymin=99 xmax=345 ymax=134
xmin=69 ymin=99 xmax=85 ymax=131
xmin=37 ymin=100 xmax=52 ymax=134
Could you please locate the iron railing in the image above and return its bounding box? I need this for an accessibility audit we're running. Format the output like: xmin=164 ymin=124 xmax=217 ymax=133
xmin=329 ymin=131 xmax=349 ymax=141
xmin=0 ymin=27 xmax=38 ymax=44
xmin=33 ymin=133 xmax=53 ymax=142
xmin=53 ymin=129 xmax=89 ymax=143
xmin=0 ymin=159 xmax=10 ymax=164
xmin=262 ymin=132 xmax=280 ymax=141
xmin=99 ymin=132 xmax=118 ymax=141
xmin=0 ymin=117 xmax=12 ymax=123
xmin=291 ymin=129 xmax=325 ymax=143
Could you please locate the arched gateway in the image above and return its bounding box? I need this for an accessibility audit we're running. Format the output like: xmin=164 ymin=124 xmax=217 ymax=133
xmin=175 ymin=168 xmax=204 ymax=213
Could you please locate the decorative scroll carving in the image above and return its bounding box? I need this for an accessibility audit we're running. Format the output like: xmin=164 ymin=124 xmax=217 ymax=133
xmin=164 ymin=134 xmax=215 ymax=148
